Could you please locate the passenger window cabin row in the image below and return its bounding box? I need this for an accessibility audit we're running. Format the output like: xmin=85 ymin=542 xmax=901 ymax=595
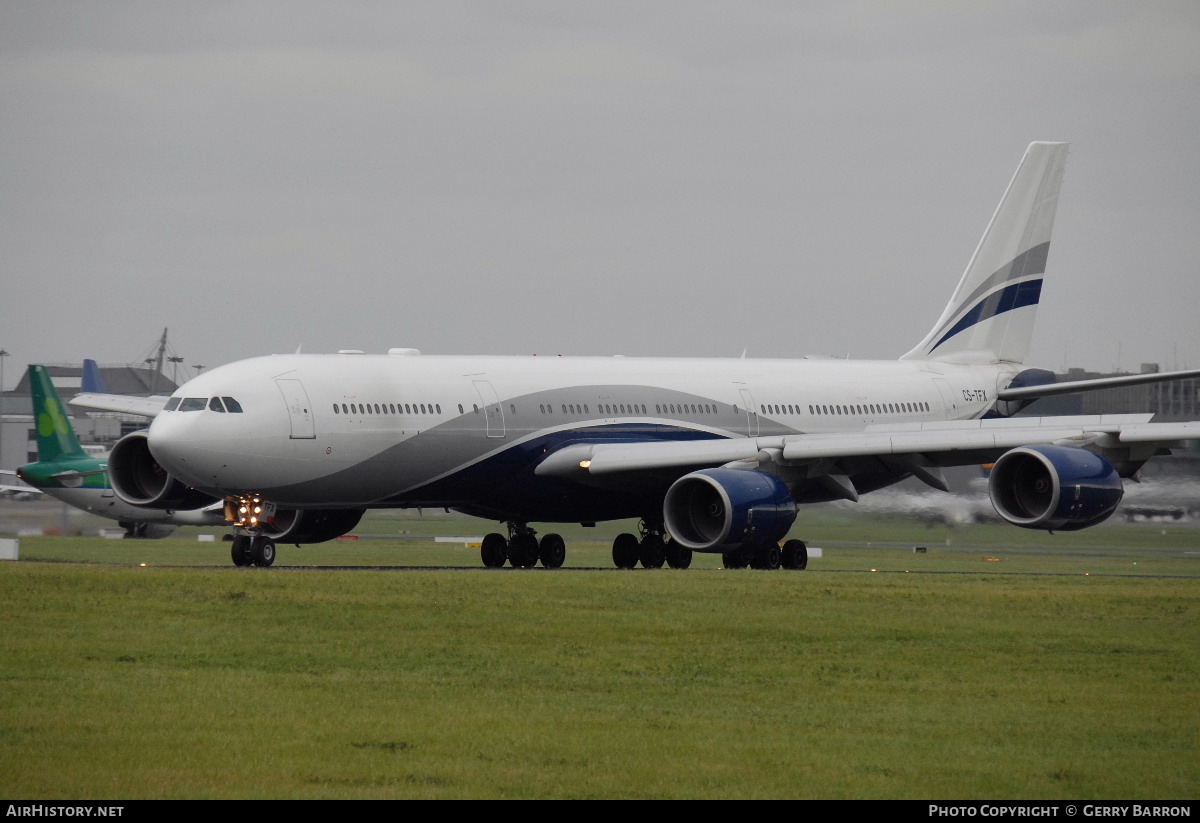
xmin=762 ymin=401 xmax=932 ymax=416
xmin=331 ymin=398 xmax=934 ymax=421
xmin=167 ymin=394 xmax=932 ymax=422
xmin=334 ymin=401 xmax=443 ymax=416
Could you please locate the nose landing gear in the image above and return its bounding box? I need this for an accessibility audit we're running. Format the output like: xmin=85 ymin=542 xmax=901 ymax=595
xmin=226 ymin=494 xmax=277 ymax=568
xmin=230 ymin=532 xmax=277 ymax=567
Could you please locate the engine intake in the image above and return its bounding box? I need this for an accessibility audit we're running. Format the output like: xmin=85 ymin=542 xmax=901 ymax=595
xmin=988 ymin=444 xmax=1123 ymax=531
xmin=108 ymin=431 xmax=217 ymax=511
xmin=664 ymin=468 xmax=796 ymax=552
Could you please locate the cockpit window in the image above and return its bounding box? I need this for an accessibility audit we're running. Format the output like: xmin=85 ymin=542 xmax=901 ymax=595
xmin=164 ymin=397 xmax=182 ymax=412
xmin=208 ymin=397 xmax=226 ymax=413
xmin=222 ymin=397 xmax=243 ymax=413
xmin=179 ymin=398 xmax=207 ymax=412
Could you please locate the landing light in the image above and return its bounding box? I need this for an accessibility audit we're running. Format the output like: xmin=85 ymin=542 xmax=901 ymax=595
xmin=579 ymin=460 xmax=591 ymax=469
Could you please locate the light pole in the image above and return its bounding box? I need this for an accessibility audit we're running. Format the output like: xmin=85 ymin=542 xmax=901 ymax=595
xmin=168 ymin=356 xmax=183 ymax=389
xmin=0 ymin=349 xmax=8 ymax=473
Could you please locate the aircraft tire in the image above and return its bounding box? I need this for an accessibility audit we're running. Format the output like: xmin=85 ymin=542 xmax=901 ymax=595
xmin=751 ymin=542 xmax=781 ymax=570
xmin=538 ymin=533 xmax=566 ymax=568
xmin=252 ymin=537 xmax=276 ymax=567
xmin=665 ymin=539 xmax=692 ymax=569
xmin=638 ymin=534 xmax=666 ymax=569
xmin=782 ymin=539 xmax=808 ymax=570
xmin=231 ymin=534 xmax=254 ymax=567
xmin=508 ymin=533 xmax=539 ymax=568
xmin=481 ymin=533 xmax=508 ymax=568
xmin=722 ymin=549 xmax=749 ymax=569
xmin=612 ymin=532 xmax=639 ymax=569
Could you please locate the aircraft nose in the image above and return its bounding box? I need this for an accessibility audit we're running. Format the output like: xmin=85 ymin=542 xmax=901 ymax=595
xmin=147 ymin=412 xmax=218 ymax=486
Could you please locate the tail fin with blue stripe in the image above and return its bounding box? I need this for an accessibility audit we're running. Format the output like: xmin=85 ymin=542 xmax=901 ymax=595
xmin=902 ymin=142 xmax=1069 ymax=364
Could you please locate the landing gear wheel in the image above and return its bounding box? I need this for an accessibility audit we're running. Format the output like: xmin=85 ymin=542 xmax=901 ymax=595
xmin=612 ymin=532 xmax=640 ymax=569
xmin=751 ymin=542 xmax=782 ymax=570
xmin=231 ymin=534 xmax=254 ymax=567
xmin=722 ymin=548 xmax=749 ymax=569
xmin=638 ymin=534 xmax=666 ymax=569
xmin=782 ymin=539 xmax=808 ymax=570
xmin=665 ymin=539 xmax=692 ymax=569
xmin=252 ymin=537 xmax=276 ymax=567
xmin=538 ymin=533 xmax=566 ymax=569
xmin=508 ymin=533 xmax=540 ymax=568
xmin=481 ymin=532 xmax=508 ymax=568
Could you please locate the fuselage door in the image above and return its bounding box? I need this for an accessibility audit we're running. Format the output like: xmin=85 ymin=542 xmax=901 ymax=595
xmin=738 ymin=387 xmax=759 ymax=436
xmin=932 ymin=377 xmax=957 ymax=418
xmin=472 ymin=380 xmax=505 ymax=438
xmin=276 ymin=379 xmax=316 ymax=439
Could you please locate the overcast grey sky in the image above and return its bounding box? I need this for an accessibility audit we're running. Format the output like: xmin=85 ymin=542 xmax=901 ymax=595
xmin=2 ymin=1 xmax=1197 ymax=389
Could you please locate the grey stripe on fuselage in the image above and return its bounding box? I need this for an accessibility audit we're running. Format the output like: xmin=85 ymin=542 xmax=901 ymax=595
xmin=259 ymin=384 xmax=807 ymax=506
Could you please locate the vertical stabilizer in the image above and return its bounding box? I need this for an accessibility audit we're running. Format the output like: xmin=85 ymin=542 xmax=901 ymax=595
xmin=28 ymin=365 xmax=87 ymax=462
xmin=902 ymin=142 xmax=1069 ymax=364
xmin=82 ymin=359 xmax=110 ymax=394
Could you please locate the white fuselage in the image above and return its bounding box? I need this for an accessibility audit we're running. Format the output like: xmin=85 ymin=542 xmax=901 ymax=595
xmin=146 ymin=352 xmax=1019 ymax=517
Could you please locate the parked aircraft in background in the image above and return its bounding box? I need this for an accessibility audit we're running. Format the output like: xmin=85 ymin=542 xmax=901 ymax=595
xmin=17 ymin=365 xmax=224 ymax=537
xmin=73 ymin=143 xmax=1200 ymax=567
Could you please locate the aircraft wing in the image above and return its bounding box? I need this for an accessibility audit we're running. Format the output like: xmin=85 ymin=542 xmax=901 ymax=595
xmin=0 ymin=485 xmax=43 ymax=496
xmin=69 ymin=393 xmax=168 ymax=418
xmin=0 ymin=471 xmax=44 ymax=496
xmin=536 ymin=414 xmax=1199 ymax=482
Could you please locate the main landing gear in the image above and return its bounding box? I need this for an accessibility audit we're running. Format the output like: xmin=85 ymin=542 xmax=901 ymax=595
xmin=721 ymin=539 xmax=809 ymax=570
xmin=481 ymin=523 xmax=567 ymax=569
xmin=477 ymin=523 xmax=809 ymax=571
xmin=611 ymin=522 xmax=692 ymax=570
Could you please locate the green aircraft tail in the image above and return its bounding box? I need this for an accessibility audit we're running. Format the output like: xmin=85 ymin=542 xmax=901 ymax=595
xmin=28 ymin=365 xmax=87 ymax=462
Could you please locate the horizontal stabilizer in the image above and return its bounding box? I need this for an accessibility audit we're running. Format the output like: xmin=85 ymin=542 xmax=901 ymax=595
xmin=998 ymin=367 xmax=1200 ymax=401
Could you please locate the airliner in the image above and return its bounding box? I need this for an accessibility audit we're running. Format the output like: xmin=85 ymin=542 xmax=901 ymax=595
xmin=15 ymin=364 xmax=225 ymax=537
xmin=74 ymin=143 xmax=1200 ymax=568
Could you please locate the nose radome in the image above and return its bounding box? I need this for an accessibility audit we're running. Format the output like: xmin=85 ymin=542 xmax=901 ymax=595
xmin=146 ymin=412 xmax=212 ymax=485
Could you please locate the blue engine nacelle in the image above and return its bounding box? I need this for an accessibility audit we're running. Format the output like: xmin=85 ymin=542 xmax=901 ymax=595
xmin=988 ymin=444 xmax=1124 ymax=531
xmin=664 ymin=468 xmax=797 ymax=552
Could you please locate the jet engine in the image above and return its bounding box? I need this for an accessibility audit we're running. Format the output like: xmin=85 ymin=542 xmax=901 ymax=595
xmin=262 ymin=508 xmax=366 ymax=545
xmin=107 ymin=431 xmax=218 ymax=511
xmin=664 ymin=468 xmax=797 ymax=552
xmin=988 ymin=444 xmax=1124 ymax=531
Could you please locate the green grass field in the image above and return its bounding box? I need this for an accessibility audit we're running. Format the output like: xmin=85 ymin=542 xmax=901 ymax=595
xmin=1 ymin=512 xmax=1197 ymax=799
